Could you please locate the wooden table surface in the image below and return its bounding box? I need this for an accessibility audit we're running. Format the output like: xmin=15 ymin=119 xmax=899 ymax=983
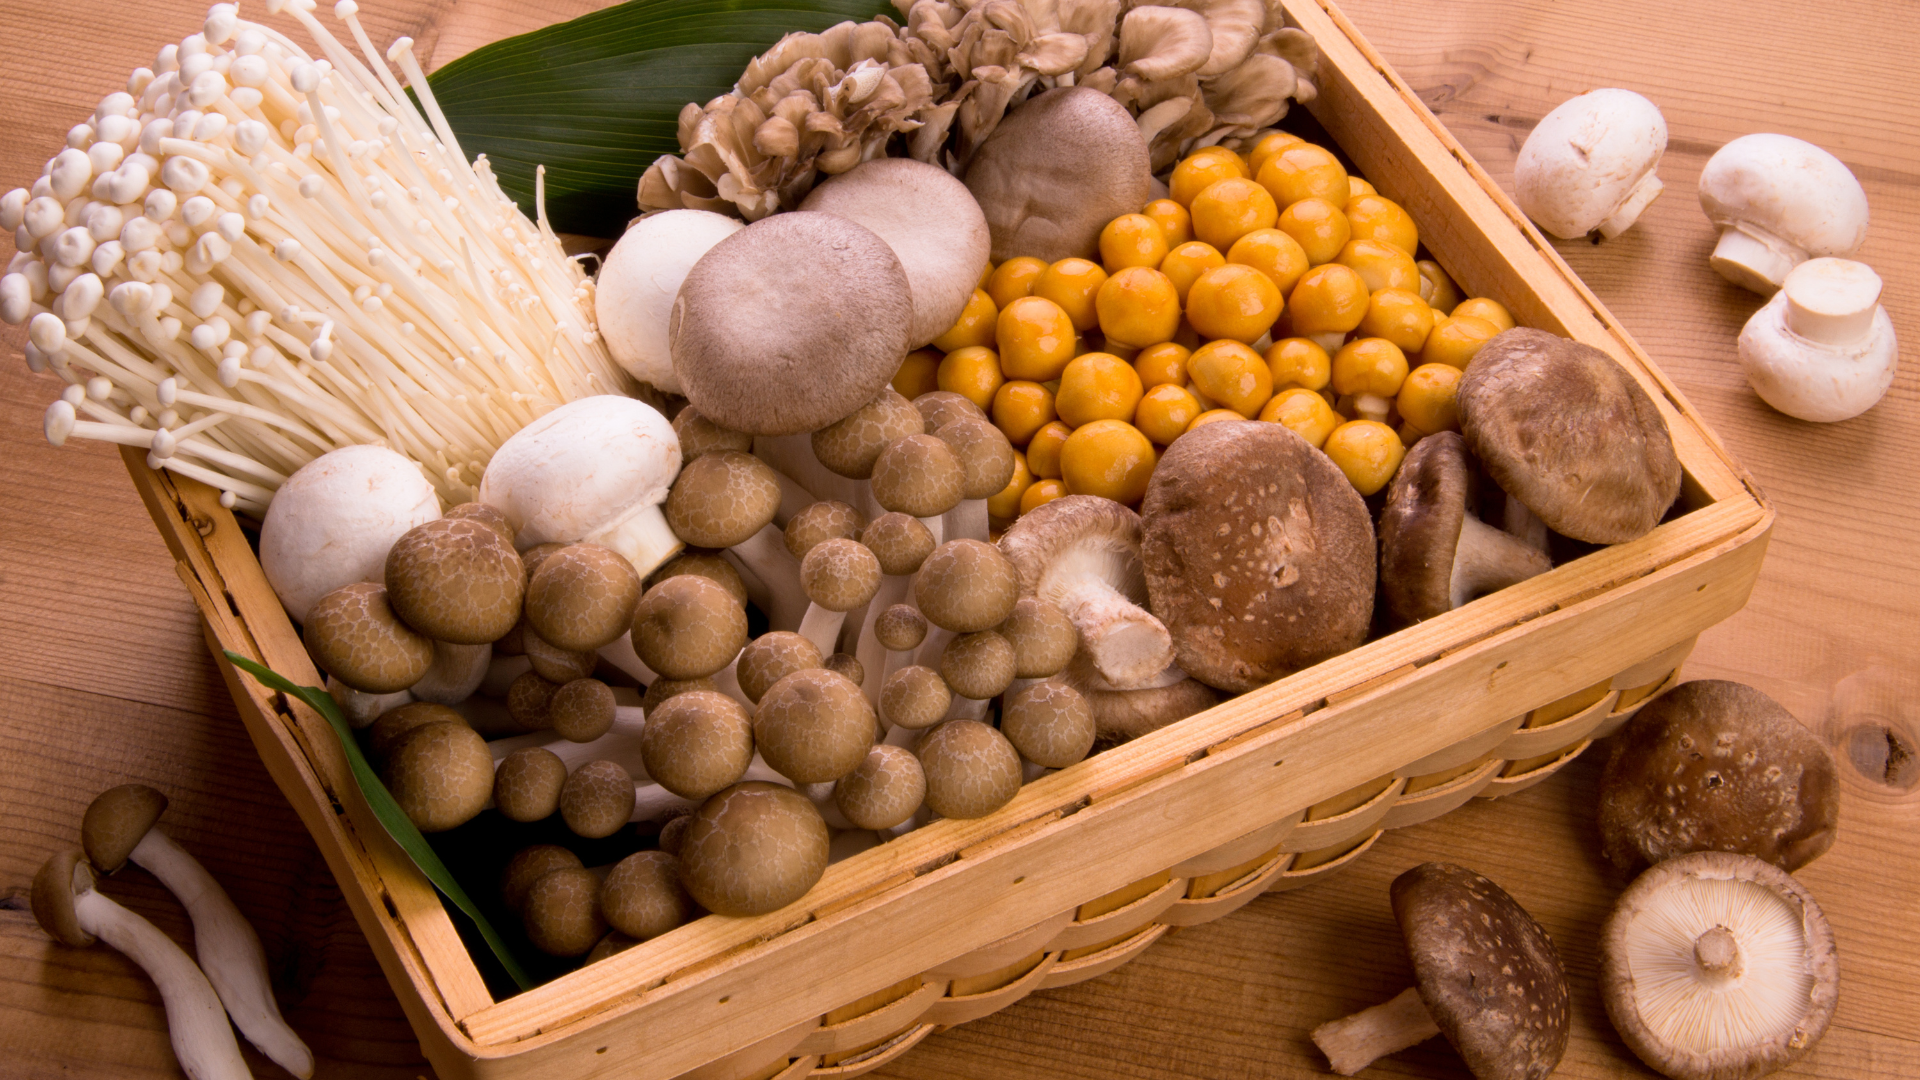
xmin=2 ymin=1 xmax=1915 ymax=1077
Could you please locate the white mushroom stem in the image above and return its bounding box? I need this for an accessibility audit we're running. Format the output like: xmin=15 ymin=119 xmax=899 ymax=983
xmin=753 ymin=434 xmax=884 ymax=522
xmin=853 ymin=574 xmax=914 ymax=704
xmin=798 ymin=604 xmax=851 ymax=661
xmin=595 ymin=633 xmax=657 ymax=686
xmin=709 ymin=655 xmax=751 ymax=708
xmin=629 ymin=758 xmax=789 ymax=822
xmin=724 ymin=523 xmax=809 ymax=631
xmin=942 ymin=695 xmax=991 ymax=722
xmin=480 ymin=654 xmax=534 ymax=697
xmin=327 ymin=676 xmax=410 ymax=728
xmin=1311 ymin=986 xmax=1443 ymax=1076
xmin=1046 ymin=570 xmax=1174 ymax=689
xmin=940 ymin=497 xmax=988 ymax=544
xmin=1738 ymin=257 xmax=1899 ymax=423
xmin=408 ymin=641 xmax=490 ymax=705
xmin=1599 ymin=173 xmax=1665 ymax=239
xmin=805 ymin=782 xmax=857 ymax=830
xmin=583 ymin=501 xmax=683 ymax=584
xmin=1451 ymin=515 xmax=1553 ymax=609
xmin=129 ymin=828 xmax=313 ymax=1078
xmin=490 ymin=706 xmax=649 ymax=778
xmin=914 ymin=626 xmax=958 ymax=670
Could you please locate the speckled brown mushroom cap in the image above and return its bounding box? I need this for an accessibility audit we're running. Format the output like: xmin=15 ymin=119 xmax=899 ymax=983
xmin=1601 ymin=851 xmax=1837 ymax=1080
xmin=918 ymin=720 xmax=1023 ymax=819
xmin=369 ymin=702 xmax=468 ymax=759
xmin=940 ymin=631 xmax=1017 ymax=700
xmin=1458 ymin=328 xmax=1682 ymax=545
xmin=664 ymin=451 xmax=784 ymax=550
xmin=632 ymin=574 xmax=749 ymax=680
xmin=915 ymin=539 xmax=1020 ymax=632
xmin=494 ymin=747 xmax=568 ymax=822
xmin=824 ymin=653 xmax=864 ymax=685
xmin=670 ymin=211 xmax=912 ymax=436
xmin=524 ymin=628 xmax=597 ymax=684
xmin=1001 ymin=683 xmax=1095 ymax=768
xmin=1140 ymin=420 xmax=1376 ymax=693
xmin=680 ymin=781 xmax=830 ymax=916
xmin=304 ymin=582 xmax=435 ymax=694
xmin=934 ymin=415 xmax=1017 ymax=500
xmin=525 ymin=544 xmax=642 ymax=652
xmin=801 ymin=538 xmax=883 ymax=612
xmin=785 ymin=502 xmax=867 ymax=561
xmin=507 ymin=671 xmax=560 ymax=730
xmin=520 ymin=542 xmax=570 ymax=584
xmin=861 ymin=513 xmax=936 ymax=577
xmin=501 ymin=844 xmax=584 ymax=914
xmin=1378 ymin=431 xmax=1551 ymax=627
xmin=754 ymin=668 xmax=876 ymax=783
xmin=31 ymin=848 xmax=96 ymax=947
xmin=1392 ymin=862 xmax=1570 ymax=1080
xmin=561 ymin=760 xmax=637 ymax=839
xmin=383 ymin=721 xmax=494 ymax=832
xmin=640 ymin=690 xmax=754 ymax=800
xmin=672 ymin=407 xmax=752 ymax=460
xmin=522 ymin=866 xmax=607 ymax=957
xmin=646 ymin=549 xmax=749 ymax=607
xmin=911 ymin=391 xmax=987 ymax=434
xmin=384 ymin=517 xmax=527 ymax=645
xmin=874 ymin=604 xmax=929 ymax=653
xmin=871 ymin=434 xmax=966 ymax=518
xmin=443 ymin=502 xmax=516 ymax=546
xmin=964 ymin=87 xmax=1154 ymax=263
xmin=1599 ymin=680 xmax=1839 ymax=872
xmin=813 ymin=389 xmax=925 ymax=479
xmin=881 ymin=665 xmax=951 ymax=730
xmin=998 ymin=596 xmax=1078 ymax=679
xmin=80 ymin=785 xmax=167 ymax=874
xmin=836 ymin=744 xmax=928 ymax=831
xmin=549 ymin=678 xmax=617 ymax=743
xmin=737 ymin=632 xmax=824 ymax=704
xmin=643 ymin=675 xmax=716 ymax=714
xmin=602 ymin=851 xmax=695 ymax=941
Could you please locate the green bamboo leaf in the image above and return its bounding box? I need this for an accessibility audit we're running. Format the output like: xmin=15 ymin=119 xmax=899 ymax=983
xmin=427 ymin=0 xmax=897 ymax=237
xmin=225 ymin=652 xmax=535 ymax=992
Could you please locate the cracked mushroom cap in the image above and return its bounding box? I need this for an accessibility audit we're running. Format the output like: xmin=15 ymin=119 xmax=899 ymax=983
xmin=912 ymin=391 xmax=987 ymax=434
xmin=384 ymin=517 xmax=527 ymax=645
xmin=835 ymin=743 xmax=928 ymax=831
xmin=754 ymin=668 xmax=876 ymax=783
xmin=304 ymin=582 xmax=435 ymax=694
xmin=1458 ymin=328 xmax=1682 ymax=545
xmin=784 ymin=501 xmax=867 ymax=561
xmin=918 ymin=719 xmax=1024 ymax=819
xmin=1598 ymin=680 xmax=1839 ymax=873
xmin=647 ymin=549 xmax=750 ymax=607
xmin=800 ymin=538 xmax=883 ymax=613
xmin=664 ymin=450 xmax=784 ymax=550
xmin=602 ymin=851 xmax=695 ymax=941
xmin=494 ymin=747 xmax=568 ymax=823
xmin=935 ymin=415 xmax=1018 ymax=500
xmin=369 ymin=702 xmax=469 ymax=761
xmin=874 ymin=605 xmax=929 ymax=654
xmin=1001 ymin=682 xmax=1095 ymax=768
xmin=80 ymin=785 xmax=167 ymax=875
xmin=443 ymin=502 xmax=516 ymax=546
xmin=671 ymin=406 xmax=754 ymax=460
xmin=383 ymin=721 xmax=494 ymax=833
xmin=561 ymin=760 xmax=638 ymax=839
xmin=1602 ymin=851 xmax=1837 ymax=1080
xmin=881 ymin=665 xmax=951 ymax=731
xmin=1140 ymin=420 xmax=1375 ymax=692
xmin=680 ymin=781 xmax=830 ymax=916
xmin=501 ymin=844 xmax=584 ymax=914
xmin=915 ymin=539 xmax=1020 ymax=633
xmin=997 ymin=596 xmax=1078 ymax=679
xmin=640 ymin=690 xmax=755 ymax=800
xmin=871 ymin=434 xmax=966 ymax=519
xmin=965 ymin=87 xmax=1153 ymax=263
xmin=861 ymin=513 xmax=937 ymax=577
xmin=737 ymin=632 xmax=825 ymax=704
xmin=1392 ymin=862 xmax=1571 ymax=1080
xmin=523 ymin=866 xmax=607 ymax=957
xmin=939 ymin=631 xmax=1018 ymax=700
xmin=670 ymin=211 xmax=912 ymax=435
xmin=525 ymin=544 xmax=642 ymax=652
xmin=813 ymin=389 xmax=926 ymax=480
xmin=632 ymin=574 xmax=749 ymax=680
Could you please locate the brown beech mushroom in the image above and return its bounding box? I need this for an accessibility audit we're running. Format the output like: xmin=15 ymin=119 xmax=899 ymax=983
xmin=494 ymin=747 xmax=568 ymax=822
xmin=672 ymin=406 xmax=754 ymax=461
xmin=523 ymin=629 xmax=598 ymax=685
xmin=679 ymin=781 xmax=831 ymax=916
xmin=670 ymin=211 xmax=912 ymax=435
xmin=798 ymin=537 xmax=882 ymax=659
xmin=384 ymin=517 xmax=526 ymax=645
xmin=1458 ymin=328 xmax=1682 ymax=545
xmin=408 ymin=640 xmax=492 ymax=706
xmin=912 ymin=390 xmax=987 ymax=435
xmin=561 ymin=760 xmax=638 ymax=839
xmin=632 ymin=574 xmax=749 ymax=681
xmin=1378 ymin=431 xmax=1552 ymax=627
xmin=784 ymin=501 xmax=867 ymax=561
xmin=646 ymin=550 xmax=750 ymax=609
xmin=1001 ymin=682 xmax=1096 ymax=768
xmin=1602 ymin=852 xmax=1837 ymax=1080
xmin=933 ymin=415 xmax=1017 ymax=542
xmin=916 ymin=539 xmax=1020 ymax=634
xmin=640 ymin=690 xmax=755 ymax=800
xmin=881 ymin=665 xmax=953 ymax=733
xmin=501 ymin=845 xmax=584 ymax=914
xmin=965 ymin=86 xmax=1153 ymax=262
xmin=522 ymin=866 xmax=607 ymax=957
xmin=304 ymin=582 xmax=434 ymax=693
xmin=754 ymin=668 xmax=876 ymax=783
xmin=642 ymin=675 xmax=717 ymax=714
xmin=1000 ymin=495 xmax=1173 ymax=689
xmin=871 ymin=433 xmax=967 ymax=525
xmin=32 ymin=848 xmax=251 ymax=1080
xmin=383 ymin=720 xmax=494 ymax=832
xmin=940 ymin=630 xmax=1018 ymax=720
xmin=663 ymin=450 xmax=800 ymax=627
xmin=836 ymin=743 xmax=928 ymax=831
xmin=824 ymin=653 xmax=864 ymax=685
xmin=1598 ymin=680 xmax=1840 ymax=872
xmin=736 ymin=632 xmax=825 ymax=704
xmin=368 ymin=702 xmax=469 ymax=761
xmin=813 ymin=389 xmax=926 ymax=482
xmin=1142 ymin=420 xmax=1375 ymax=693
xmin=507 ymin=670 xmax=561 ymax=731
xmin=601 ymin=851 xmax=696 ymax=941
xmin=874 ymin=603 xmax=930 ymax=687
xmin=548 ymin=678 xmax=617 ymax=743
xmin=443 ymin=501 xmax=516 ymax=545
xmin=525 ymin=544 xmax=642 ymax=652
xmin=853 ymin=513 xmax=938 ymax=693
xmin=918 ymin=719 xmax=1024 ymax=819
xmin=1312 ymin=862 xmax=1570 ymax=1078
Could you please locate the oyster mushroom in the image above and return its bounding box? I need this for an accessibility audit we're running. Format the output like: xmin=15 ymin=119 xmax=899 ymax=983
xmin=1000 ymin=495 xmax=1172 ymax=689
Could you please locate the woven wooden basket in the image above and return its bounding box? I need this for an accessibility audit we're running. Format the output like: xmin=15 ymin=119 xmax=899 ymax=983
xmin=123 ymin=0 xmax=1773 ymax=1076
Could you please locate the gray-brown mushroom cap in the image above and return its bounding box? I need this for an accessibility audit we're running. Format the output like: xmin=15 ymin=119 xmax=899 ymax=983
xmin=871 ymin=434 xmax=966 ymax=518
xmin=384 ymin=517 xmax=527 ymax=645
xmin=911 ymin=391 xmax=986 ymax=434
xmin=640 ymin=690 xmax=755 ymax=800
xmin=494 ymin=747 xmax=568 ymax=822
xmin=785 ymin=502 xmax=867 ymax=561
xmin=934 ymin=415 xmax=1017 ymax=501
xmin=522 ymin=866 xmax=607 ymax=957
xmin=304 ymin=582 xmax=435 ymax=694
xmin=836 ymin=743 xmax=927 ymax=831
xmin=915 ymin=539 xmax=1019 ymax=632
xmin=370 ymin=702 xmax=469 ymax=759
xmin=602 ymin=850 xmax=695 ymax=941
xmin=525 ymin=544 xmax=642 ymax=652
xmin=1458 ymin=328 xmax=1682 ymax=545
xmin=81 ymin=784 xmax=167 ymax=874
xmin=501 ymin=845 xmax=585 ymax=914
xmin=880 ymin=665 xmax=951 ymax=730
xmin=754 ymin=668 xmax=876 ymax=783
xmin=800 ymin=538 xmax=883 ymax=612
xmin=549 ymin=678 xmax=617 ymax=743
xmin=1598 ymin=680 xmax=1839 ymax=873
xmin=383 ymin=721 xmax=494 ymax=832
xmin=680 ymin=781 xmax=830 ymax=916
xmin=670 ymin=211 xmax=913 ymax=435
xmin=1394 ymin=862 xmax=1571 ymax=1080
xmin=632 ymin=574 xmax=749 ymax=680
xmin=861 ymin=513 xmax=936 ymax=577
xmin=939 ymin=631 xmax=1017 ymax=700
xmin=964 ymin=87 xmax=1154 ymax=263
xmin=31 ymin=848 xmax=96 ymax=947
xmin=737 ymin=631 xmax=824 ymax=704
xmin=874 ymin=604 xmax=929 ymax=653
xmin=1141 ymin=420 xmax=1375 ymax=693
xmin=664 ymin=450 xmax=784 ymax=550
xmin=1001 ymin=682 xmax=1095 ymax=768
xmin=647 ymin=549 xmax=749 ymax=608
xmin=814 ymin=389 xmax=925 ymax=480
xmin=561 ymin=760 xmax=637 ymax=839
xmin=918 ymin=719 xmax=1023 ymax=819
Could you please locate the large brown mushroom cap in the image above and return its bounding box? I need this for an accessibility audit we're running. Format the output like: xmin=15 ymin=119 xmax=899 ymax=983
xmin=813 ymin=389 xmax=925 ymax=480
xmin=1378 ymin=431 xmax=1551 ymax=627
xmin=384 ymin=517 xmax=527 ymax=645
xmin=680 ymin=781 xmax=830 ymax=916
xmin=753 ymin=668 xmax=875 ymax=783
xmin=1458 ymin=328 xmax=1682 ymax=545
xmin=81 ymin=784 xmax=167 ymax=874
xmin=303 ymin=582 xmax=435 ymax=694
xmin=669 ymin=211 xmax=912 ymax=435
xmin=1141 ymin=420 xmax=1375 ymax=692
xmin=1599 ymin=680 xmax=1840 ymax=872
xmin=1393 ymin=862 xmax=1570 ymax=1080
xmin=964 ymin=87 xmax=1154 ymax=263
xmin=640 ymin=690 xmax=755 ymax=800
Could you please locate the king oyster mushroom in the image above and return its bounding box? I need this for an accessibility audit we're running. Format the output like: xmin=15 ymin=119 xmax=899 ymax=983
xmin=999 ymin=495 xmax=1173 ymax=690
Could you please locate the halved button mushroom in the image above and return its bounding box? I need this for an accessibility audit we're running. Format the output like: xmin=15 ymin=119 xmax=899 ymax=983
xmin=1001 ymin=494 xmax=1173 ymax=689
xmin=1378 ymin=431 xmax=1551 ymax=627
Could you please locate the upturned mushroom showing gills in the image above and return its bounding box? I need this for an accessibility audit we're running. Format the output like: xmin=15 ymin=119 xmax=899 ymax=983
xmin=1378 ymin=431 xmax=1552 ymax=626
xmin=1738 ymin=257 xmax=1900 ymax=422
xmin=1698 ymin=133 xmax=1869 ymax=294
xmin=594 ymin=209 xmax=743 ymax=396
xmin=33 ymin=848 xmax=251 ymax=1080
xmin=1312 ymin=862 xmax=1570 ymax=1079
xmin=83 ymin=785 xmax=313 ymax=1077
xmin=999 ymin=495 xmax=1173 ymax=689
xmin=1514 ymin=88 xmax=1668 ymax=240
xmin=477 ymin=395 xmax=684 ymax=579
xmin=1602 ymin=852 xmax=1838 ymax=1080
xmin=258 ymin=444 xmax=440 ymax=623
xmin=1141 ymin=421 xmax=1375 ymax=693
xmin=1458 ymin=328 xmax=1682 ymax=545
xmin=1598 ymin=680 xmax=1840 ymax=873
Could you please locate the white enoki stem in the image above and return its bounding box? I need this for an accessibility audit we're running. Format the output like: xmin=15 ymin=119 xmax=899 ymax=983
xmin=1311 ymin=986 xmax=1442 ymax=1076
xmin=852 ymin=573 xmax=913 ymax=706
xmin=131 ymin=829 xmax=313 ymax=1078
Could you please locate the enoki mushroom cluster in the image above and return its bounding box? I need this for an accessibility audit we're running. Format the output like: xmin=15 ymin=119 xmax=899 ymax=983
xmin=1 ymin=0 xmax=629 ymax=514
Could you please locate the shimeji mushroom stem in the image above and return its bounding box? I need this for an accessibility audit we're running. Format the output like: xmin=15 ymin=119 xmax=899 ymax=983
xmin=1311 ymin=985 xmax=1443 ymax=1076
xmin=726 ymin=524 xmax=810 ymax=631
xmin=129 ymin=829 xmax=314 ymax=1078
xmin=852 ymin=575 xmax=914 ymax=703
xmin=491 ymin=707 xmax=649 ymax=779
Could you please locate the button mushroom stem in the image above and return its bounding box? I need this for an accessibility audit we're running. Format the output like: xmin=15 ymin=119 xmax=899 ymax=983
xmin=32 ymin=849 xmax=253 ymax=1080
xmin=1312 ymin=986 xmax=1443 ymax=1075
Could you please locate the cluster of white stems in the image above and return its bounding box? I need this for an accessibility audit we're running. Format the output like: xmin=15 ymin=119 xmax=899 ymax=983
xmin=1 ymin=0 xmax=627 ymax=513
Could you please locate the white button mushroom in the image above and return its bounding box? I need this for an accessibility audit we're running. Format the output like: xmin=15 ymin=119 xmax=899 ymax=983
xmin=593 ymin=209 xmax=743 ymax=396
xmin=259 ymin=445 xmax=441 ymax=623
xmin=1698 ymin=133 xmax=1869 ymax=294
xmin=1514 ymin=88 xmax=1667 ymax=240
xmin=1737 ymin=257 xmax=1898 ymax=422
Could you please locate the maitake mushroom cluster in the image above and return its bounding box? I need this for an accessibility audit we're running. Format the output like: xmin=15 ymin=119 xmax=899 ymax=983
xmin=637 ymin=0 xmax=1319 ymax=219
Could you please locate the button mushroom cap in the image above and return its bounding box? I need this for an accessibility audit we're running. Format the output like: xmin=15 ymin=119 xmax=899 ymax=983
xmin=595 ymin=209 xmax=744 ymax=395
xmin=304 ymin=582 xmax=436 ymax=694
xmin=1514 ymin=88 xmax=1667 ymax=240
xmin=384 ymin=517 xmax=527 ymax=645
xmin=965 ymin=87 xmax=1153 ymax=263
xmin=1377 ymin=431 xmax=1552 ymax=627
xmin=477 ymin=395 xmax=684 ymax=579
xmin=1458 ymin=328 xmax=1682 ymax=545
xmin=1140 ymin=421 xmax=1375 ymax=693
xmin=918 ymin=718 xmax=1024 ymax=819
xmin=1598 ymin=679 xmax=1839 ymax=873
xmin=640 ymin=690 xmax=754 ymax=800
xmin=602 ymin=850 xmax=695 ymax=941
xmin=1602 ymin=851 xmax=1838 ymax=1080
xmin=383 ymin=720 xmax=494 ymax=832
xmin=526 ymin=544 xmax=642 ymax=652
xmin=1738 ymin=256 xmax=1900 ymax=422
xmin=669 ymin=211 xmax=913 ymax=436
xmin=259 ymin=444 xmax=440 ymax=623
xmin=1000 ymin=495 xmax=1173 ymax=689
xmin=754 ymin=668 xmax=876 ymax=783
xmin=1698 ymin=133 xmax=1870 ymax=294
xmin=679 ymin=781 xmax=830 ymax=916
xmin=799 ymin=158 xmax=992 ymax=349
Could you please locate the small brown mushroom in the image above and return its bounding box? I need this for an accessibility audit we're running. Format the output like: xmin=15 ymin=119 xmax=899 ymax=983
xmin=383 ymin=517 xmax=526 ymax=645
xmin=934 ymin=414 xmax=1018 ymax=540
xmin=965 ymin=86 xmax=1154 ymax=262
xmin=525 ymin=544 xmax=642 ymax=652
xmin=754 ymin=668 xmax=876 ymax=783
xmin=632 ymin=574 xmax=749 ymax=680
xmin=871 ymin=433 xmax=966 ymax=521
xmin=642 ymin=675 xmax=717 ymax=714
xmin=645 ymin=550 xmax=749 ymax=608
xmin=875 ymin=604 xmax=929 ymax=670
xmin=561 ymin=760 xmax=638 ymax=839
xmin=940 ymin=630 xmax=1017 ymax=702
xmin=797 ymin=537 xmax=883 ymax=658
xmin=1312 ymin=862 xmax=1570 ymax=1079
xmin=523 ymin=627 xmax=598 ymax=684
xmin=640 ymin=690 xmax=754 ymax=800
xmin=1055 ymin=653 xmax=1221 ymax=743
xmin=506 ymin=670 xmax=560 ymax=730
xmin=443 ymin=501 xmax=516 ymax=545
xmin=918 ymin=719 xmax=1023 ymax=819
xmin=824 ymin=652 xmax=865 ymax=685
xmin=522 ymin=866 xmax=607 ymax=957
xmin=672 ymin=406 xmax=752 ymax=460
xmin=602 ymin=851 xmax=696 ymax=941
xmin=911 ymin=390 xmax=988 ymax=435
xmin=494 ymin=747 xmax=568 ymax=822
xmin=784 ymin=501 xmax=867 ymax=561
xmin=383 ymin=721 xmax=494 ymax=832
xmin=736 ymin=632 xmax=825 ymax=704
xmin=1001 ymin=682 xmax=1095 ymax=768
xmin=881 ymin=665 xmax=952 ymax=731
xmin=915 ymin=539 xmax=1020 ymax=633
xmin=836 ymin=743 xmax=928 ymax=830
xmin=304 ymin=582 xmax=435 ymax=694
xmin=998 ymin=595 xmax=1078 ymax=681
xmin=664 ymin=450 xmax=785 ymax=550
xmin=548 ymin=678 xmax=617 ymax=743
xmin=501 ymin=844 xmax=584 ymax=914
xmin=679 ymin=781 xmax=830 ymax=916
xmin=813 ymin=389 xmax=926 ymax=480
xmin=861 ymin=513 xmax=938 ymax=578
xmin=368 ymin=701 xmax=468 ymax=761
xmin=1000 ymin=495 xmax=1171 ymax=688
